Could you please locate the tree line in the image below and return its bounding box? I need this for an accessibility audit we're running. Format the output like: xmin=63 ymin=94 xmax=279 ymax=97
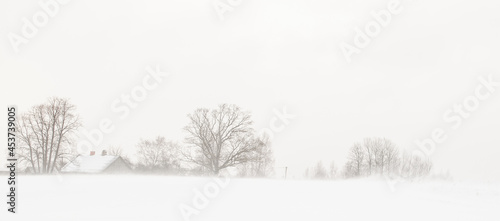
xmin=343 ymin=137 xmax=432 ymax=179
xmin=17 ymin=98 xmax=274 ymax=177
xmin=17 ymin=97 xmax=432 ymax=179
xmin=304 ymin=138 xmax=432 ymax=180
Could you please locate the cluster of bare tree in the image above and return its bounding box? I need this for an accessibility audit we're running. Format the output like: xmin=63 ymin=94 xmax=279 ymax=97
xmin=17 ymin=97 xmax=81 ymax=173
xmin=111 ymin=104 xmax=276 ymax=176
xmin=134 ymin=137 xmax=182 ymax=173
xmin=343 ymin=138 xmax=432 ymax=179
xmin=18 ymin=99 xmax=274 ymax=176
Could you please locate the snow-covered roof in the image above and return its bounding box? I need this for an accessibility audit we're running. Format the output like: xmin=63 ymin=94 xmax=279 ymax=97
xmin=61 ymin=155 xmax=120 ymax=173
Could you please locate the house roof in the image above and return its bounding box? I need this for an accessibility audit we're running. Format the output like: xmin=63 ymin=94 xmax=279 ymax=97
xmin=61 ymin=155 xmax=121 ymax=173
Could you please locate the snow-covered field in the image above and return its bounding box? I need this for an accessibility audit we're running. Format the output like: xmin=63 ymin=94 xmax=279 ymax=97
xmin=2 ymin=175 xmax=499 ymax=221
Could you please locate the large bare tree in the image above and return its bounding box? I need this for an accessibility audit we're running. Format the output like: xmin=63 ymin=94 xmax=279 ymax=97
xmin=17 ymin=97 xmax=81 ymax=173
xmin=183 ymin=104 xmax=259 ymax=175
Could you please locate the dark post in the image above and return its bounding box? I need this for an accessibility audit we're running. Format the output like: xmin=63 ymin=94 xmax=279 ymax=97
xmin=285 ymin=167 xmax=288 ymax=179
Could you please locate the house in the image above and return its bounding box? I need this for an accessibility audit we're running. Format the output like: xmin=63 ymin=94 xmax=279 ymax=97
xmin=61 ymin=150 xmax=132 ymax=174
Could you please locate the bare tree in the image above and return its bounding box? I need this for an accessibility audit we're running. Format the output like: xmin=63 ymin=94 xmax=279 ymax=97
xmin=369 ymin=138 xmax=397 ymax=175
xmin=346 ymin=143 xmax=364 ymax=177
xmin=360 ymin=138 xmax=400 ymax=176
xmin=17 ymin=97 xmax=81 ymax=173
xmin=182 ymin=104 xmax=259 ymax=175
xmin=136 ymin=136 xmax=181 ymax=173
xmin=329 ymin=160 xmax=338 ymax=179
xmin=383 ymin=142 xmax=400 ymax=175
xmin=108 ymin=146 xmax=124 ymax=156
xmin=313 ymin=161 xmax=327 ymax=179
xmin=399 ymin=151 xmax=432 ymax=179
xmin=342 ymin=161 xmax=355 ymax=178
xmin=363 ymin=138 xmax=383 ymax=175
xmin=238 ymin=135 xmax=275 ymax=177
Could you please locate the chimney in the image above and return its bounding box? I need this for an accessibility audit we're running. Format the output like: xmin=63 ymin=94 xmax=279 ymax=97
xmin=90 ymin=151 xmax=95 ymax=156
xmin=102 ymin=150 xmax=107 ymax=156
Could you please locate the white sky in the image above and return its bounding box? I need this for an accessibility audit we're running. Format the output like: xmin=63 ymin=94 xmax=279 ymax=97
xmin=1 ymin=0 xmax=499 ymax=181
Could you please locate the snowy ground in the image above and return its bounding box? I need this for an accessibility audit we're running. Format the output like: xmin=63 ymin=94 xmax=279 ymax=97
xmin=1 ymin=175 xmax=499 ymax=221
